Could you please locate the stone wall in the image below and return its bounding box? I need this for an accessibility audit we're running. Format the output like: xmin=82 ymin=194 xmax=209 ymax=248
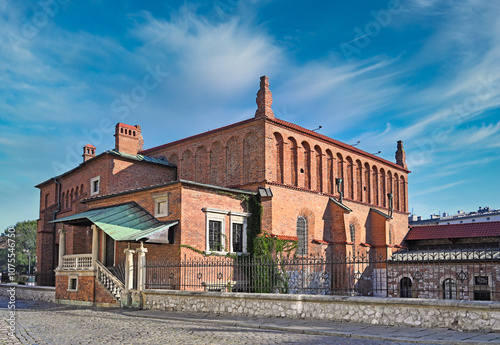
xmin=0 ymin=284 xmax=55 ymax=303
xmin=144 ymin=290 xmax=500 ymax=332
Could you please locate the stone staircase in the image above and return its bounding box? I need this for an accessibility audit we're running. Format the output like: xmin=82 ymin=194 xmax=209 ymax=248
xmin=95 ymin=261 xmax=124 ymax=301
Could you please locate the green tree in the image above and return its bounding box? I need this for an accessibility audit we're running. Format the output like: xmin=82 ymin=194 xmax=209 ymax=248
xmin=0 ymin=220 xmax=37 ymax=275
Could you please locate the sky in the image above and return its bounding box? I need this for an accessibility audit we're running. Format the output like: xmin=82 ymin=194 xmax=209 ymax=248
xmin=1 ymin=0 xmax=500 ymax=230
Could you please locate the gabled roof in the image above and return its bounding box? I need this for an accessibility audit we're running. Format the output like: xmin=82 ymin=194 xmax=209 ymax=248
xmin=139 ymin=116 xmax=409 ymax=173
xmin=405 ymin=221 xmax=500 ymax=241
xmin=35 ymin=149 xmax=174 ymax=188
xmin=50 ymin=202 xmax=177 ymax=242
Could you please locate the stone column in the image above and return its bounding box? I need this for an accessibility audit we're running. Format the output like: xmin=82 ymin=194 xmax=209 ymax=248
xmin=124 ymin=246 xmax=136 ymax=292
xmin=56 ymin=227 xmax=67 ymax=270
xmin=91 ymin=225 xmax=99 ymax=268
xmin=136 ymin=242 xmax=148 ymax=291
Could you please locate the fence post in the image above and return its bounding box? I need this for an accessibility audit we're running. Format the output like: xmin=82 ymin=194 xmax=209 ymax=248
xmin=136 ymin=242 xmax=148 ymax=291
xmin=124 ymin=246 xmax=136 ymax=292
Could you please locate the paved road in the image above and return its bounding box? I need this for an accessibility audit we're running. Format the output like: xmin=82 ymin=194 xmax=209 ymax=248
xmin=0 ymin=298 xmax=443 ymax=345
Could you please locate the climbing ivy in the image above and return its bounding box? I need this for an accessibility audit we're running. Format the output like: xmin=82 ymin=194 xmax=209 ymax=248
xmin=246 ymin=194 xmax=262 ymax=256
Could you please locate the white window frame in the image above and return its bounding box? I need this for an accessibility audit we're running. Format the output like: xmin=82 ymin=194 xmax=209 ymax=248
xmin=153 ymin=193 xmax=169 ymax=217
xmin=229 ymin=211 xmax=251 ymax=254
xmin=90 ymin=176 xmax=100 ymax=196
xmin=203 ymin=208 xmax=228 ymax=254
xmin=67 ymin=275 xmax=78 ymax=292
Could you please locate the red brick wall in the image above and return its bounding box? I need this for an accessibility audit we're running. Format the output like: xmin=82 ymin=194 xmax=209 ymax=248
xmin=144 ymin=119 xmax=266 ymax=189
xmin=179 ymin=185 xmax=250 ymax=260
xmin=36 ymin=152 xmax=176 ymax=285
xmin=264 ymin=120 xmax=409 ymax=213
xmin=267 ymin=184 xmax=408 ymax=258
xmin=55 ymin=274 xmax=117 ymax=305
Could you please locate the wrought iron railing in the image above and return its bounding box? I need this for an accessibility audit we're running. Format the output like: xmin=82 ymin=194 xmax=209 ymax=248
xmin=145 ymin=247 xmax=500 ymax=301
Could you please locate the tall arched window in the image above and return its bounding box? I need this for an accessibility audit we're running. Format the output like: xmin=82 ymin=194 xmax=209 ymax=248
xmin=297 ymin=216 xmax=308 ymax=255
xmin=400 ymin=277 xmax=412 ymax=298
xmin=443 ymin=278 xmax=457 ymax=300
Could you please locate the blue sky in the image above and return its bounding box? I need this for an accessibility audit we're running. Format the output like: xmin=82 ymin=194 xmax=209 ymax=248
xmin=1 ymin=0 xmax=500 ymax=230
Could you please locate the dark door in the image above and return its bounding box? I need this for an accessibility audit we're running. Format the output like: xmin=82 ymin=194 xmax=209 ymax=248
xmin=105 ymin=234 xmax=115 ymax=267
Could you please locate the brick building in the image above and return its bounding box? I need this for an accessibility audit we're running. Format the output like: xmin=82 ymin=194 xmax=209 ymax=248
xmin=388 ymin=222 xmax=500 ymax=301
xmin=35 ymin=76 xmax=410 ymax=306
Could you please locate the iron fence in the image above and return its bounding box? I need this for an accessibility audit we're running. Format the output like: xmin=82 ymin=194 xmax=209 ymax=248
xmin=145 ymin=247 xmax=500 ymax=301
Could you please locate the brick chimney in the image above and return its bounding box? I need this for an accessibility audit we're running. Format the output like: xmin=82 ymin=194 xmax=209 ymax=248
xmin=395 ymin=140 xmax=407 ymax=169
xmin=82 ymin=144 xmax=96 ymax=162
xmin=255 ymin=76 xmax=274 ymax=119
xmin=114 ymin=123 xmax=143 ymax=155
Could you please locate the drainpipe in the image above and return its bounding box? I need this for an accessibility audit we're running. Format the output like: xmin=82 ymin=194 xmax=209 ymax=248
xmin=387 ymin=193 xmax=393 ymax=219
xmin=335 ymin=178 xmax=344 ymax=204
xmin=52 ymin=178 xmax=61 ymax=281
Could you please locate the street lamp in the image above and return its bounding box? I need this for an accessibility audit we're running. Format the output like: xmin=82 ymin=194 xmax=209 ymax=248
xmin=23 ymin=249 xmax=31 ymax=275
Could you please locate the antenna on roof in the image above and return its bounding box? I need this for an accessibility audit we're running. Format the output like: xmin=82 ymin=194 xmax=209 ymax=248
xmin=351 ymin=140 xmax=361 ymax=146
xmin=312 ymin=125 xmax=322 ymax=132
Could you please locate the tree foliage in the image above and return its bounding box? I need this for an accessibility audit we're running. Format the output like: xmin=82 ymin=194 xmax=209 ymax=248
xmin=0 ymin=220 xmax=37 ymax=274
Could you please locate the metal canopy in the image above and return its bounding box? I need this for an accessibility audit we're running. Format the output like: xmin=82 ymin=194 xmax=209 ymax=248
xmin=50 ymin=202 xmax=177 ymax=243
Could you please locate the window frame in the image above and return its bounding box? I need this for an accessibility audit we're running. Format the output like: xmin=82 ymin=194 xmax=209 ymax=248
xmin=297 ymin=216 xmax=308 ymax=256
xmin=229 ymin=211 xmax=250 ymax=254
xmin=67 ymin=275 xmax=78 ymax=292
xmin=153 ymin=193 xmax=169 ymax=217
xmin=90 ymin=176 xmax=100 ymax=196
xmin=203 ymin=208 xmax=228 ymax=254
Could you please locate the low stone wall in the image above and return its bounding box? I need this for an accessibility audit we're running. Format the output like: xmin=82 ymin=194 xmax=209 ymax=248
xmin=0 ymin=284 xmax=55 ymax=303
xmin=144 ymin=290 xmax=500 ymax=332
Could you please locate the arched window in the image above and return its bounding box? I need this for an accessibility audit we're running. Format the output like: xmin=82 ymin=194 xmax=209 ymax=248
xmin=400 ymin=277 xmax=412 ymax=298
xmin=443 ymin=278 xmax=457 ymax=300
xmin=297 ymin=216 xmax=308 ymax=255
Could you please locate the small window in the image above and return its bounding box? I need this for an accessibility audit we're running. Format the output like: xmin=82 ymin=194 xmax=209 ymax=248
xmin=232 ymin=223 xmax=243 ymax=253
xmin=153 ymin=193 xmax=169 ymax=217
xmin=487 ymin=217 xmax=490 ymax=220
xmin=297 ymin=216 xmax=308 ymax=255
xmin=349 ymin=224 xmax=356 ymax=243
xmin=443 ymin=278 xmax=456 ymax=300
xmin=472 ymin=219 xmax=475 ymax=222
xmin=90 ymin=176 xmax=100 ymax=196
xmin=400 ymin=277 xmax=412 ymax=298
xmin=68 ymin=276 xmax=78 ymax=291
xmin=209 ymin=220 xmax=223 ymax=251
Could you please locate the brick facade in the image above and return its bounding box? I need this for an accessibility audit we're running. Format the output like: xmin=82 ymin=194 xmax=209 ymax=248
xmin=36 ymin=76 xmax=410 ymax=305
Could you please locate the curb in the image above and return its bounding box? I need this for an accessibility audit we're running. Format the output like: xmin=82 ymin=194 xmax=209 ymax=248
xmin=120 ymin=311 xmax=494 ymax=345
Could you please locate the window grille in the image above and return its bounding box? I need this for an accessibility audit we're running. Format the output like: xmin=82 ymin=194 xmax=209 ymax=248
xmin=232 ymin=223 xmax=243 ymax=252
xmin=209 ymin=220 xmax=222 ymax=251
xmin=443 ymin=278 xmax=457 ymax=300
xmin=349 ymin=224 xmax=355 ymax=243
xmin=297 ymin=216 xmax=307 ymax=255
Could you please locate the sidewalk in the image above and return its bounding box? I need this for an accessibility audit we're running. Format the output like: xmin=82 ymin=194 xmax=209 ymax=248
xmin=121 ymin=309 xmax=500 ymax=345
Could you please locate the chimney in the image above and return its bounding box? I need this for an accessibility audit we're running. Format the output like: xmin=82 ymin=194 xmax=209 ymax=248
xmin=82 ymin=144 xmax=96 ymax=162
xmin=395 ymin=140 xmax=407 ymax=169
xmin=114 ymin=123 xmax=143 ymax=155
xmin=255 ymin=76 xmax=274 ymax=119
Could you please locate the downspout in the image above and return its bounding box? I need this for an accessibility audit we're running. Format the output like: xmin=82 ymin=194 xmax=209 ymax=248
xmin=335 ymin=178 xmax=344 ymax=204
xmin=387 ymin=193 xmax=393 ymax=219
xmin=52 ymin=178 xmax=61 ymax=279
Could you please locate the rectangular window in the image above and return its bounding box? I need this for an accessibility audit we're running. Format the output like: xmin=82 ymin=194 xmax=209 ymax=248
xmin=209 ymin=220 xmax=222 ymax=251
xmin=232 ymin=223 xmax=243 ymax=253
xmin=68 ymin=276 xmax=78 ymax=291
xmin=90 ymin=176 xmax=100 ymax=196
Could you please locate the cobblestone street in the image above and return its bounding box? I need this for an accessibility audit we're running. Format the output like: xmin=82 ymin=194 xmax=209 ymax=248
xmin=0 ymin=298 xmax=446 ymax=345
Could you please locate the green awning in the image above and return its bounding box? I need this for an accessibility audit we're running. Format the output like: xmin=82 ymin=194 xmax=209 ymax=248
xmin=50 ymin=202 xmax=177 ymax=243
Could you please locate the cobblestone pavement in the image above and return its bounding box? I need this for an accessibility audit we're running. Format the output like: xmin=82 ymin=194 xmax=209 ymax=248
xmin=0 ymin=298 xmax=446 ymax=345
